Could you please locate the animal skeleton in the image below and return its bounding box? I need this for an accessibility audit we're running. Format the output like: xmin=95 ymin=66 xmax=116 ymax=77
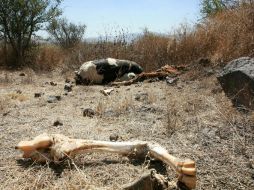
xmin=16 ymin=133 xmax=196 ymax=189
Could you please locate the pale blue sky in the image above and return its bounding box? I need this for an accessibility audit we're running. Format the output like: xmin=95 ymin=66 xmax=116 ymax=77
xmin=61 ymin=0 xmax=201 ymax=38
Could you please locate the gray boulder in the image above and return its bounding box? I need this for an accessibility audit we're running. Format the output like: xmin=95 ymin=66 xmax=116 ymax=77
xmin=217 ymin=57 xmax=254 ymax=109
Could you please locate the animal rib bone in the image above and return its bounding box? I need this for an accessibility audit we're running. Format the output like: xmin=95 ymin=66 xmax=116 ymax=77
xmin=16 ymin=133 xmax=196 ymax=189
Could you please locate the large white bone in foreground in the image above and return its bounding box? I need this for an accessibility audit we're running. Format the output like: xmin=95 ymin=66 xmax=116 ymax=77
xmin=15 ymin=133 xmax=196 ymax=189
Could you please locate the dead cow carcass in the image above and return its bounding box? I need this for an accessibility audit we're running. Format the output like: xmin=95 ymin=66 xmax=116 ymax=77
xmin=75 ymin=58 xmax=143 ymax=84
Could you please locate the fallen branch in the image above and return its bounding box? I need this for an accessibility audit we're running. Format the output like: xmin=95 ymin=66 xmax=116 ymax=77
xmin=15 ymin=133 xmax=196 ymax=189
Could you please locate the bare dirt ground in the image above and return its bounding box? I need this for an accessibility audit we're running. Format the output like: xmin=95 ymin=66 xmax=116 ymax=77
xmin=0 ymin=69 xmax=253 ymax=190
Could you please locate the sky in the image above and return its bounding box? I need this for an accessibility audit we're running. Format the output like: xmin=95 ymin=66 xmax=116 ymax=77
xmin=60 ymin=0 xmax=201 ymax=38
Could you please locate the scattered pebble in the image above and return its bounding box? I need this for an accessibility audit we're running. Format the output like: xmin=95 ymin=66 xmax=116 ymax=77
xmin=34 ymin=92 xmax=43 ymax=98
xmin=135 ymin=93 xmax=148 ymax=102
xmin=16 ymin=90 xmax=22 ymax=94
xmin=109 ymin=134 xmax=119 ymax=142
xmin=47 ymin=95 xmax=61 ymax=103
xmin=64 ymin=83 xmax=73 ymax=92
xmin=83 ymin=108 xmax=96 ymax=117
xmin=53 ymin=119 xmax=63 ymax=126
xmin=50 ymin=81 xmax=57 ymax=86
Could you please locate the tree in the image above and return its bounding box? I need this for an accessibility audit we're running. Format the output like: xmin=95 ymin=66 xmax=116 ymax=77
xmin=47 ymin=18 xmax=86 ymax=49
xmin=201 ymin=0 xmax=240 ymax=17
xmin=0 ymin=0 xmax=62 ymax=67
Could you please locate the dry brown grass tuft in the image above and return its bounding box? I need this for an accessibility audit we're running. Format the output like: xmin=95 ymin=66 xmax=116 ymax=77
xmin=0 ymin=96 xmax=10 ymax=114
xmin=7 ymin=92 xmax=29 ymax=102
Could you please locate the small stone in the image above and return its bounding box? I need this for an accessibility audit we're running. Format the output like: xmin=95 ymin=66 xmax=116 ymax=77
xmin=135 ymin=93 xmax=148 ymax=102
xmin=83 ymin=108 xmax=96 ymax=117
xmin=34 ymin=92 xmax=43 ymax=98
xmin=47 ymin=95 xmax=61 ymax=103
xmin=53 ymin=119 xmax=63 ymax=126
xmin=109 ymin=134 xmax=119 ymax=142
xmin=16 ymin=90 xmax=22 ymax=94
xmin=64 ymin=83 xmax=72 ymax=92
xmin=19 ymin=73 xmax=25 ymax=76
xmin=50 ymin=81 xmax=57 ymax=86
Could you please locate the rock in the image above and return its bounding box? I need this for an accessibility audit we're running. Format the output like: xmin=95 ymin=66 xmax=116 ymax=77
xmin=34 ymin=92 xmax=43 ymax=98
xmin=19 ymin=73 xmax=25 ymax=76
xmin=109 ymin=134 xmax=119 ymax=142
xmin=50 ymin=81 xmax=57 ymax=86
xmin=165 ymin=77 xmax=178 ymax=85
xmin=53 ymin=119 xmax=63 ymax=126
xmin=83 ymin=108 xmax=96 ymax=117
xmin=64 ymin=83 xmax=72 ymax=92
xmin=47 ymin=95 xmax=61 ymax=103
xmin=16 ymin=90 xmax=22 ymax=94
xmin=135 ymin=93 xmax=148 ymax=102
xmin=217 ymin=57 xmax=254 ymax=109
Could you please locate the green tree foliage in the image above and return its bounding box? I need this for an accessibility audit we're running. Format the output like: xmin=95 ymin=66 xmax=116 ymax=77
xmin=201 ymin=0 xmax=240 ymax=17
xmin=47 ymin=18 xmax=86 ymax=49
xmin=0 ymin=0 xmax=62 ymax=67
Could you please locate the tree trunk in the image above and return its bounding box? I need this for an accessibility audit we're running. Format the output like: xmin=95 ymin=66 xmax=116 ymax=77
xmin=3 ymin=33 xmax=8 ymax=66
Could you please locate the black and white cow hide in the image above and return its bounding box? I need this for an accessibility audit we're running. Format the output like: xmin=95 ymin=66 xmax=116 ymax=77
xmin=75 ymin=58 xmax=143 ymax=84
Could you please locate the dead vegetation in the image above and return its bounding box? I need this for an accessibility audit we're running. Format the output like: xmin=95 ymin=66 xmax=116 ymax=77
xmin=1 ymin=3 xmax=253 ymax=72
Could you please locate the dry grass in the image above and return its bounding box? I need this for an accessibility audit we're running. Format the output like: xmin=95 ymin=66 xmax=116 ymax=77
xmin=165 ymin=76 xmax=254 ymax=189
xmin=7 ymin=92 xmax=29 ymax=102
xmin=0 ymin=70 xmax=253 ymax=189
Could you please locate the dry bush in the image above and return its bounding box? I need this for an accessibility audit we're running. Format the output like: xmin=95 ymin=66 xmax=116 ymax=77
xmin=169 ymin=3 xmax=254 ymax=66
xmin=1 ymin=3 xmax=253 ymax=73
xmin=75 ymin=4 xmax=254 ymax=72
xmin=133 ymin=31 xmax=170 ymax=71
xmin=33 ymin=44 xmax=64 ymax=71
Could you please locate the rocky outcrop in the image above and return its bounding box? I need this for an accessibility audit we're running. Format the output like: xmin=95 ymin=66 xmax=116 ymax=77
xmin=217 ymin=57 xmax=254 ymax=109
